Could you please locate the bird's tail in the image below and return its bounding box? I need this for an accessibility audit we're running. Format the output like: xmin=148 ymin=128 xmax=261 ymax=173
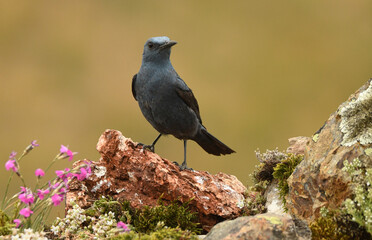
xmin=194 ymin=128 xmax=235 ymax=156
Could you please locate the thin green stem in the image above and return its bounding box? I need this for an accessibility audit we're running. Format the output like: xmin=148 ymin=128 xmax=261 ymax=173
xmin=1 ymin=151 xmax=28 ymax=209
xmin=1 ymin=172 xmax=14 ymax=209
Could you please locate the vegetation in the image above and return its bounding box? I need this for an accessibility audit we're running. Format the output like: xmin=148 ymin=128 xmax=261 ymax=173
xmin=310 ymin=208 xmax=371 ymax=240
xmin=342 ymin=158 xmax=372 ymax=235
xmin=272 ymin=153 xmax=303 ymax=210
xmin=243 ymin=148 xmax=288 ymax=216
xmin=50 ymin=196 xmax=200 ymax=239
xmin=109 ymin=224 xmax=198 ymax=240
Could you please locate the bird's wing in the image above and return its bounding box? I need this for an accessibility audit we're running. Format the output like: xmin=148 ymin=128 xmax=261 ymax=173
xmin=132 ymin=74 xmax=137 ymax=100
xmin=175 ymin=81 xmax=202 ymax=124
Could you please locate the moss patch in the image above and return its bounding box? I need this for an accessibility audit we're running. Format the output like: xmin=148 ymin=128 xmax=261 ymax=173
xmin=0 ymin=210 xmax=13 ymax=236
xmin=109 ymin=226 xmax=198 ymax=240
xmin=272 ymin=153 xmax=303 ymax=210
xmin=310 ymin=209 xmax=371 ymax=240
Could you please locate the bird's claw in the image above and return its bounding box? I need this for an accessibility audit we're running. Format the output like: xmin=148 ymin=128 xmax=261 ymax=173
xmin=137 ymin=143 xmax=155 ymax=152
xmin=173 ymin=161 xmax=193 ymax=171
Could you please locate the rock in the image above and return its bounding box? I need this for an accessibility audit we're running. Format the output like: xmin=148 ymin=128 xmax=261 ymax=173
xmin=264 ymin=182 xmax=286 ymax=215
xmin=204 ymin=213 xmax=311 ymax=240
xmin=287 ymin=79 xmax=372 ymax=222
xmin=286 ymin=137 xmax=311 ymax=155
xmin=66 ymin=129 xmax=246 ymax=232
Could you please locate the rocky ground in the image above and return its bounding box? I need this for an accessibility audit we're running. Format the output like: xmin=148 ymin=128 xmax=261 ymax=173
xmin=65 ymin=79 xmax=372 ymax=239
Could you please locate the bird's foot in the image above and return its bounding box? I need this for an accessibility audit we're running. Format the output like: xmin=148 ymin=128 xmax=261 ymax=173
xmin=137 ymin=143 xmax=155 ymax=152
xmin=173 ymin=161 xmax=193 ymax=171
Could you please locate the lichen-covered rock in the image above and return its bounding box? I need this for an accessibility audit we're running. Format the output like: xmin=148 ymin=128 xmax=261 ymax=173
xmin=204 ymin=213 xmax=311 ymax=240
xmin=287 ymin=79 xmax=372 ymax=222
xmin=66 ymin=129 xmax=246 ymax=232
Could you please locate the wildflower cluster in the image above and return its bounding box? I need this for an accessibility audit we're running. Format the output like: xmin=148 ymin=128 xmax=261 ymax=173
xmin=342 ymin=158 xmax=372 ymax=235
xmin=8 ymin=228 xmax=48 ymax=240
xmin=92 ymin=211 xmax=118 ymax=237
xmin=51 ymin=202 xmax=87 ymax=236
xmin=51 ymin=200 xmax=130 ymax=239
xmin=1 ymin=141 xmax=91 ymax=237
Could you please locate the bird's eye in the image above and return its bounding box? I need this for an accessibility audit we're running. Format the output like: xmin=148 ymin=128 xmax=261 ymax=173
xmin=148 ymin=42 xmax=154 ymax=48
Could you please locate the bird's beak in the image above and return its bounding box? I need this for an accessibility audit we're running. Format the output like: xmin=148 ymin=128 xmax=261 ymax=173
xmin=159 ymin=40 xmax=177 ymax=49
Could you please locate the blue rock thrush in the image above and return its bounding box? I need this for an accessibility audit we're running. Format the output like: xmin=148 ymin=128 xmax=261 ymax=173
xmin=132 ymin=36 xmax=235 ymax=170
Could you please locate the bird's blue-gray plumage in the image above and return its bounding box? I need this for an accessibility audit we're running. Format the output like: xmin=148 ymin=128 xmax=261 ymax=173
xmin=132 ymin=36 xmax=235 ymax=169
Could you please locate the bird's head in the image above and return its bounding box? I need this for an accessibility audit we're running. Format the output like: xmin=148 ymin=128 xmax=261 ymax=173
xmin=142 ymin=36 xmax=177 ymax=63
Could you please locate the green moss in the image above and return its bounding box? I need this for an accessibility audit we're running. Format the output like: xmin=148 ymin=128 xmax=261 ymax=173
xmin=89 ymin=196 xmax=201 ymax=234
xmin=310 ymin=209 xmax=371 ymax=240
xmin=109 ymin=226 xmax=198 ymax=240
xmin=253 ymin=148 xmax=287 ymax=183
xmin=0 ymin=210 xmax=13 ymax=236
xmin=51 ymin=196 xmax=201 ymax=239
xmin=243 ymin=149 xmax=289 ymax=216
xmin=130 ymin=198 xmax=200 ymax=234
xmin=272 ymin=153 xmax=303 ymax=210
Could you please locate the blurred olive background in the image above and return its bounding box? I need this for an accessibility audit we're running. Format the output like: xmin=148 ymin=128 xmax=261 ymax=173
xmin=1 ymin=1 xmax=372 ymax=221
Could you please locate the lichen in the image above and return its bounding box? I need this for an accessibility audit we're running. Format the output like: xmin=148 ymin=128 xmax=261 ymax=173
xmin=94 ymin=166 xmax=107 ymax=178
xmin=313 ymin=133 xmax=319 ymax=142
xmin=272 ymin=153 xmax=304 ymax=211
xmin=342 ymin=158 xmax=372 ymax=235
xmin=258 ymin=215 xmax=282 ymax=225
xmin=365 ymin=148 xmax=372 ymax=156
xmin=339 ymin=81 xmax=372 ymax=146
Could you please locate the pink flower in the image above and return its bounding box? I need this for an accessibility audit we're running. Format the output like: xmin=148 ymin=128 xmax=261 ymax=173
xmin=74 ymin=166 xmax=91 ymax=181
xmin=19 ymin=187 xmax=34 ymax=205
xmin=35 ymin=168 xmax=45 ymax=177
xmin=60 ymin=145 xmax=75 ymax=161
xmin=59 ymin=187 xmax=67 ymax=194
xmin=117 ymin=221 xmax=130 ymax=232
xmin=51 ymin=194 xmax=63 ymax=206
xmin=9 ymin=151 xmax=17 ymax=159
xmin=13 ymin=219 xmax=21 ymax=228
xmin=37 ymin=188 xmax=50 ymax=200
xmin=49 ymin=182 xmax=60 ymax=189
xmin=19 ymin=190 xmax=35 ymax=205
xmin=19 ymin=208 xmax=33 ymax=218
xmin=56 ymin=168 xmax=72 ymax=181
xmin=31 ymin=140 xmax=39 ymax=147
xmin=5 ymin=159 xmax=17 ymax=172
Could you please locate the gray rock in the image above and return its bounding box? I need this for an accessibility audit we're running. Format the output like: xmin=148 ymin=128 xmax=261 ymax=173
xmin=205 ymin=213 xmax=310 ymax=240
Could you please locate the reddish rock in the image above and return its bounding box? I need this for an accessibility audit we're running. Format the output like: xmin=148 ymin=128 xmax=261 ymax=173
xmin=66 ymin=129 xmax=246 ymax=232
xmin=287 ymin=79 xmax=372 ymax=222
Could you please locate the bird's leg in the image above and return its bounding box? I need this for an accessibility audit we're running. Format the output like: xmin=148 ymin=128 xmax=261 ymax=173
xmin=179 ymin=140 xmax=193 ymax=170
xmin=138 ymin=133 xmax=162 ymax=152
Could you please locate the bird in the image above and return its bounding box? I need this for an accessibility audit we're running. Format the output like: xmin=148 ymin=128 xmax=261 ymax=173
xmin=132 ymin=36 xmax=235 ymax=170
